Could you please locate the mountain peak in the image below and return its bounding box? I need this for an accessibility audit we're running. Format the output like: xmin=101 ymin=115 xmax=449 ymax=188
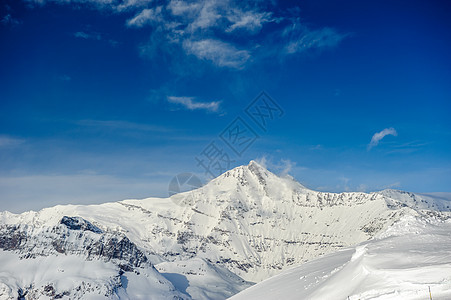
xmin=203 ymin=160 xmax=308 ymax=203
xmin=215 ymin=160 xmax=275 ymax=185
xmin=247 ymin=160 xmax=263 ymax=168
xmin=224 ymin=160 xmax=267 ymax=174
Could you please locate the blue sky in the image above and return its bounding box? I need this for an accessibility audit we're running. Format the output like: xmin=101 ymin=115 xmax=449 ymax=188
xmin=0 ymin=0 xmax=450 ymax=212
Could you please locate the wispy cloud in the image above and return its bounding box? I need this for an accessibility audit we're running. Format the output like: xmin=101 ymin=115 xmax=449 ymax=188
xmin=309 ymin=144 xmax=322 ymax=151
xmin=74 ymin=30 xmax=118 ymax=46
xmin=115 ymin=0 xmax=154 ymax=12
xmin=126 ymin=6 xmax=162 ymax=28
xmin=1 ymin=13 xmax=21 ymax=26
xmin=167 ymin=96 xmax=221 ymax=112
xmin=183 ymin=39 xmax=250 ymax=69
xmin=226 ymin=10 xmax=273 ymax=33
xmin=284 ymin=25 xmax=348 ymax=54
xmin=368 ymin=127 xmax=398 ymax=150
xmin=255 ymin=156 xmax=305 ymax=177
xmin=0 ymin=135 xmax=25 ymax=148
xmin=143 ymin=1 xmax=347 ymax=68
xmin=74 ymin=31 xmax=102 ymax=40
xmin=166 ymin=0 xmax=201 ymax=19
xmin=386 ymin=140 xmax=428 ymax=154
xmin=26 ymin=0 xmax=349 ymax=70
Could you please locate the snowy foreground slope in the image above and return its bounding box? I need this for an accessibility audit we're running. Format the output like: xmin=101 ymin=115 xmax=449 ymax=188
xmin=0 ymin=161 xmax=450 ymax=299
xmin=231 ymin=216 xmax=451 ymax=300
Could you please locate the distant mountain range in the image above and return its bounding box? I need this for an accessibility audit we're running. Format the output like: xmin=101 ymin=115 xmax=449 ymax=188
xmin=1 ymin=161 xmax=450 ymax=299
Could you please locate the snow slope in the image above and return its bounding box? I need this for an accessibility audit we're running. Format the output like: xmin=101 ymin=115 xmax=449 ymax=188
xmin=0 ymin=161 xmax=450 ymax=298
xmin=230 ymin=215 xmax=451 ymax=300
xmin=0 ymin=249 xmax=186 ymax=300
xmin=156 ymin=258 xmax=253 ymax=299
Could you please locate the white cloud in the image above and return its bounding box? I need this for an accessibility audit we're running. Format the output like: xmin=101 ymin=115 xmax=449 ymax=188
xmin=24 ymin=0 xmax=349 ymax=70
xmin=183 ymin=38 xmax=250 ymax=69
xmin=368 ymin=127 xmax=398 ymax=150
xmin=74 ymin=31 xmax=101 ymax=40
xmin=126 ymin=6 xmax=163 ymax=28
xmin=115 ymin=0 xmax=153 ymax=12
xmin=226 ymin=9 xmax=272 ymax=33
xmin=169 ymin=0 xmax=272 ymax=34
xmin=167 ymin=96 xmax=220 ymax=112
xmin=187 ymin=0 xmax=222 ymax=31
xmin=167 ymin=0 xmax=201 ymax=17
xmin=74 ymin=30 xmax=118 ymax=46
xmin=310 ymin=144 xmax=322 ymax=150
xmin=285 ymin=26 xmax=348 ymax=54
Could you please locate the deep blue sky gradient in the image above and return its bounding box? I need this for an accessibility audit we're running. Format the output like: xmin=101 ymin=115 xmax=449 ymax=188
xmin=0 ymin=0 xmax=450 ymax=212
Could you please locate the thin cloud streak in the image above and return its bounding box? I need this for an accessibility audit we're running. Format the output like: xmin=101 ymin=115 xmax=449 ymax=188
xmin=74 ymin=31 xmax=101 ymax=40
xmin=225 ymin=10 xmax=273 ymax=33
xmin=126 ymin=6 xmax=163 ymax=27
xmin=284 ymin=26 xmax=349 ymax=54
xmin=0 ymin=135 xmax=25 ymax=148
xmin=368 ymin=127 xmax=398 ymax=150
xmin=167 ymin=96 xmax=221 ymax=112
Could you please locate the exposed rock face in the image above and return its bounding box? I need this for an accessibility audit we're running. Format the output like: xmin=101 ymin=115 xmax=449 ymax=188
xmin=60 ymin=216 xmax=102 ymax=233
xmin=0 ymin=216 xmax=150 ymax=270
xmin=0 ymin=217 xmax=182 ymax=299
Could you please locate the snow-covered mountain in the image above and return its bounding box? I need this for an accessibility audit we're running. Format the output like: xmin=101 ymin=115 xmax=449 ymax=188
xmin=230 ymin=215 xmax=451 ymax=300
xmin=0 ymin=161 xmax=450 ymax=299
xmin=0 ymin=216 xmax=188 ymax=299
